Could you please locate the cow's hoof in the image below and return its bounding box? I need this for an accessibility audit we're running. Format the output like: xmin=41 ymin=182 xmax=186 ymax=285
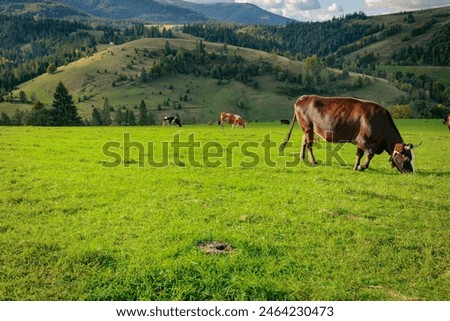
xmin=356 ymin=165 xmax=365 ymax=171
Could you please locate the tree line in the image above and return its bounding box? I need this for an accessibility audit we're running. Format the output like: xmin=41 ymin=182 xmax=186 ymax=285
xmin=1 ymin=81 xmax=81 ymax=126
xmin=182 ymin=12 xmax=373 ymax=60
xmin=0 ymin=82 xmax=157 ymax=126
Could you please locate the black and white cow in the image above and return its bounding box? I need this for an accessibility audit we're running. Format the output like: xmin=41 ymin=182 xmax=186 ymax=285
xmin=162 ymin=116 xmax=182 ymax=127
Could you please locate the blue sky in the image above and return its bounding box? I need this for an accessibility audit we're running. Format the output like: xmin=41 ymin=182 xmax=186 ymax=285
xmin=186 ymin=0 xmax=450 ymax=21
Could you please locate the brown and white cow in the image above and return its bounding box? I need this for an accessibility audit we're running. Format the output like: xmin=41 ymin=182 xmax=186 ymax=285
xmin=219 ymin=112 xmax=246 ymax=129
xmin=443 ymin=114 xmax=450 ymax=130
xmin=279 ymin=95 xmax=418 ymax=173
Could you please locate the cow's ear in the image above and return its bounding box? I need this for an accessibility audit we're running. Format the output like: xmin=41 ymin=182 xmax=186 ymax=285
xmin=394 ymin=143 xmax=404 ymax=152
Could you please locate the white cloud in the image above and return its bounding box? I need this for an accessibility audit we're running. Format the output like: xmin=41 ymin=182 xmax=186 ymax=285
xmin=187 ymin=0 xmax=450 ymax=22
xmin=328 ymin=3 xmax=344 ymax=12
xmin=364 ymin=0 xmax=450 ymax=10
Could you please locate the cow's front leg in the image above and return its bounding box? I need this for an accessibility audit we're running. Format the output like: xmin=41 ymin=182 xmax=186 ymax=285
xmin=359 ymin=151 xmax=374 ymax=171
xmin=354 ymin=148 xmax=364 ymax=170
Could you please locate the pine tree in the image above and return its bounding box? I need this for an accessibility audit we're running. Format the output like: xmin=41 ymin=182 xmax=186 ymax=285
xmin=140 ymin=67 xmax=148 ymax=83
xmin=0 ymin=112 xmax=11 ymax=126
xmin=127 ymin=110 xmax=136 ymax=126
xmin=28 ymin=101 xmax=54 ymax=126
xmin=11 ymin=109 xmax=27 ymax=126
xmin=52 ymin=82 xmax=81 ymax=126
xmin=19 ymin=91 xmax=27 ymax=103
xmin=114 ymin=109 xmax=124 ymax=125
xmin=138 ymin=100 xmax=148 ymax=125
xmin=47 ymin=64 xmax=57 ymax=74
xmin=101 ymin=98 xmax=112 ymax=125
xmin=91 ymin=107 xmax=103 ymax=126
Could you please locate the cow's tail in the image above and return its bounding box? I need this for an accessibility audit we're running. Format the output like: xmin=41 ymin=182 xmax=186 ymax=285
xmin=279 ymin=113 xmax=297 ymax=153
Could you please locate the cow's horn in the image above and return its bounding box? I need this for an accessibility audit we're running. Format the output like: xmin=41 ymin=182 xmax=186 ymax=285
xmin=411 ymin=141 xmax=423 ymax=149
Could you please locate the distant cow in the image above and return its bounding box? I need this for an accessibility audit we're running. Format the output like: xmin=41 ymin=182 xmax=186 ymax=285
xmin=280 ymin=119 xmax=290 ymax=125
xmin=279 ymin=95 xmax=418 ymax=173
xmin=219 ymin=112 xmax=246 ymax=129
xmin=162 ymin=116 xmax=182 ymax=127
xmin=443 ymin=114 xmax=450 ymax=130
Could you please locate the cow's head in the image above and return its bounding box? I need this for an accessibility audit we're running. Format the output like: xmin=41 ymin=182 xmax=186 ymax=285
xmin=390 ymin=143 xmax=415 ymax=173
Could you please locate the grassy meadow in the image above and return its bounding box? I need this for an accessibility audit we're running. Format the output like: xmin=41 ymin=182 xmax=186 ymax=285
xmin=0 ymin=120 xmax=449 ymax=300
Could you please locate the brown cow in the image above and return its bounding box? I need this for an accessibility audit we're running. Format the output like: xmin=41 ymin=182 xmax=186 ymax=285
xmin=443 ymin=114 xmax=450 ymax=130
xmin=279 ymin=95 xmax=418 ymax=173
xmin=219 ymin=112 xmax=246 ymax=129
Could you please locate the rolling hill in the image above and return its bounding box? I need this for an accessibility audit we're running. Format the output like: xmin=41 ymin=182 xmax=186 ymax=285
xmin=2 ymin=38 xmax=405 ymax=124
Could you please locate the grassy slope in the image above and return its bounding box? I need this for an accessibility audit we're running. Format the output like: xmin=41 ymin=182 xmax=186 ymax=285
xmin=0 ymin=121 xmax=448 ymax=300
xmin=1 ymin=38 xmax=405 ymax=123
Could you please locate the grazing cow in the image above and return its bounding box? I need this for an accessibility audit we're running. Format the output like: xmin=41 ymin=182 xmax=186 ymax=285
xmin=280 ymin=119 xmax=290 ymax=125
xmin=279 ymin=95 xmax=418 ymax=173
xmin=443 ymin=114 xmax=450 ymax=130
xmin=162 ymin=116 xmax=182 ymax=127
xmin=219 ymin=112 xmax=246 ymax=129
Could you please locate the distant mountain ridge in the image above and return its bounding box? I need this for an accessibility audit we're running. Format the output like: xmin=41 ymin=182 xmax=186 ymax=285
xmin=0 ymin=0 xmax=89 ymax=18
xmin=0 ymin=0 xmax=292 ymax=25
xmin=58 ymin=0 xmax=206 ymax=23
xmin=160 ymin=0 xmax=293 ymax=25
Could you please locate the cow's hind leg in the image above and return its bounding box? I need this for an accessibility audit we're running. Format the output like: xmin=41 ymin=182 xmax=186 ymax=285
xmin=305 ymin=128 xmax=317 ymax=165
xmin=300 ymin=135 xmax=307 ymax=160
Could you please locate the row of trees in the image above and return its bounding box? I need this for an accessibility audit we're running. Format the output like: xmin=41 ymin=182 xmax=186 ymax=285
xmin=0 ymin=82 xmax=160 ymax=127
xmin=90 ymin=99 xmax=157 ymax=126
xmin=1 ymin=82 xmax=81 ymax=126
xmin=183 ymin=12 xmax=373 ymax=60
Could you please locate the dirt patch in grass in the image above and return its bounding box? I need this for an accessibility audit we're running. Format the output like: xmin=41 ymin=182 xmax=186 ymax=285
xmin=197 ymin=241 xmax=235 ymax=254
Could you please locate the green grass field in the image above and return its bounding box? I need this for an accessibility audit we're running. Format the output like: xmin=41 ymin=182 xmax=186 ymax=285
xmin=0 ymin=120 xmax=449 ymax=300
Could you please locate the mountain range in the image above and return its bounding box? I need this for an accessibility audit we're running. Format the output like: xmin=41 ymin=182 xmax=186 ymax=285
xmin=0 ymin=0 xmax=293 ymax=25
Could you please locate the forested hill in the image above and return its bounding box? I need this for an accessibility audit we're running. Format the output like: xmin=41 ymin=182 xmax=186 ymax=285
xmin=183 ymin=7 xmax=450 ymax=68
xmin=0 ymin=15 xmax=173 ymax=96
